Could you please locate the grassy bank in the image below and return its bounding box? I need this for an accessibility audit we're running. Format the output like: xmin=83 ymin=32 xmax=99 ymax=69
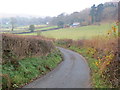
xmin=2 ymin=49 xmax=62 ymax=89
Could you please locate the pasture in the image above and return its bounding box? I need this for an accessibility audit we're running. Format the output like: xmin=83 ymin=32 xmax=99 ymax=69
xmin=1 ymin=25 xmax=57 ymax=34
xmin=40 ymin=23 xmax=116 ymax=40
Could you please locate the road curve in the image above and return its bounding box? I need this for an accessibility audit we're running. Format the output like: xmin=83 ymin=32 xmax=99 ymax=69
xmin=23 ymin=47 xmax=91 ymax=88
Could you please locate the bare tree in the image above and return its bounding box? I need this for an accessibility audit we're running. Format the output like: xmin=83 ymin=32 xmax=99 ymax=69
xmin=10 ymin=17 xmax=16 ymax=31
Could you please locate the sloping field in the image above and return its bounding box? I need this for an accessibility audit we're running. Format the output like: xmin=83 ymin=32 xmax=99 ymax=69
xmin=41 ymin=23 xmax=116 ymax=40
xmin=1 ymin=25 xmax=59 ymax=34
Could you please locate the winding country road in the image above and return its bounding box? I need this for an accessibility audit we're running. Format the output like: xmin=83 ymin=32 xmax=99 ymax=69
xmin=23 ymin=47 xmax=91 ymax=88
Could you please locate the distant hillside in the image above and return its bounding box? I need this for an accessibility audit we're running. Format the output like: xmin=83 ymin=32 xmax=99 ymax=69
xmin=0 ymin=1 xmax=118 ymax=27
xmin=49 ymin=1 xmax=118 ymax=26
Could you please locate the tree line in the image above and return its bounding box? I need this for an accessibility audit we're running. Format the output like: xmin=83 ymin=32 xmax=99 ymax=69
xmin=0 ymin=1 xmax=118 ymax=29
xmin=50 ymin=2 xmax=118 ymax=26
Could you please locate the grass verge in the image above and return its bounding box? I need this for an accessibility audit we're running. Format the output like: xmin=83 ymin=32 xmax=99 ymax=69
xmin=2 ymin=49 xmax=63 ymax=89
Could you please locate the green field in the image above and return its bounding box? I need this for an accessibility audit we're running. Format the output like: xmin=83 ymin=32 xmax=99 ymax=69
xmin=40 ymin=23 xmax=116 ymax=40
xmin=1 ymin=25 xmax=48 ymax=32
xmin=5 ymin=23 xmax=116 ymax=40
xmin=2 ymin=25 xmax=58 ymax=35
xmin=35 ymin=26 xmax=58 ymax=31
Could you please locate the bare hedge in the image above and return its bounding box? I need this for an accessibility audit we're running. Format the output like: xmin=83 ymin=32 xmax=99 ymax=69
xmin=2 ymin=34 xmax=55 ymax=63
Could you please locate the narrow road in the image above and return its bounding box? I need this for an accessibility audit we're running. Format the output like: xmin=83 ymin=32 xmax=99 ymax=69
xmin=23 ymin=47 xmax=91 ymax=88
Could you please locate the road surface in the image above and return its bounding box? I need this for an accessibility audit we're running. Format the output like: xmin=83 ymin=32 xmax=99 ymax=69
xmin=23 ymin=47 xmax=91 ymax=88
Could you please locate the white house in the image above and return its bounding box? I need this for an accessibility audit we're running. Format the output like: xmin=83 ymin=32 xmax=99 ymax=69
xmin=71 ymin=22 xmax=80 ymax=27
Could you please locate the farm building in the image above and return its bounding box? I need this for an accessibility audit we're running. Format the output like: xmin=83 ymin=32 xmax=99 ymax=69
xmin=71 ymin=22 xmax=80 ymax=27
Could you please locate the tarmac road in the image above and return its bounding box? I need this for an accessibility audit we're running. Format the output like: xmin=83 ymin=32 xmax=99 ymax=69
xmin=23 ymin=47 xmax=91 ymax=88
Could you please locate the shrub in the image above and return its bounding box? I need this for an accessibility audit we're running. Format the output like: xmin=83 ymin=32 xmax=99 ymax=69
xmin=29 ymin=25 xmax=35 ymax=32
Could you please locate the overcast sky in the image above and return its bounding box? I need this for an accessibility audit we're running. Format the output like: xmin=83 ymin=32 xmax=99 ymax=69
xmin=0 ymin=0 xmax=113 ymax=17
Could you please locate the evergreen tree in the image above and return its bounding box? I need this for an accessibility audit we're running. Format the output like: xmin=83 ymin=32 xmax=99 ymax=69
xmin=90 ymin=4 xmax=96 ymax=23
xmin=96 ymin=4 xmax=104 ymax=22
